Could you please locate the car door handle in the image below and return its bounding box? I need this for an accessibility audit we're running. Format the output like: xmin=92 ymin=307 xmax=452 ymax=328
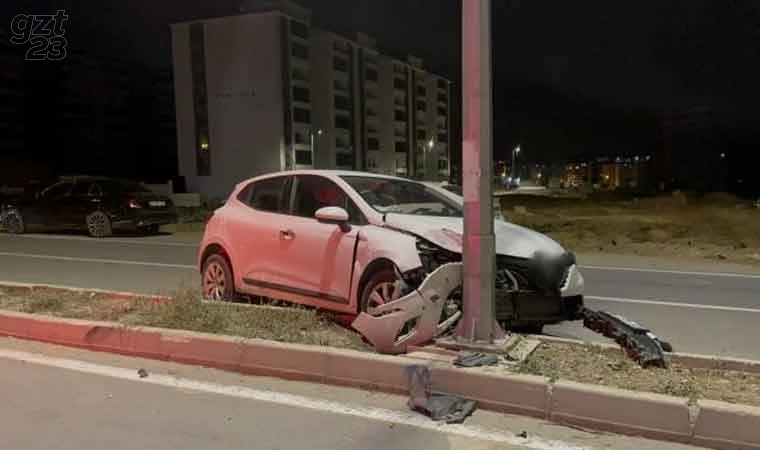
xmin=279 ymin=229 xmax=295 ymax=240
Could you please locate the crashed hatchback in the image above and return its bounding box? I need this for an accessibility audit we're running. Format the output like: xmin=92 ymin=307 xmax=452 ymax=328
xmin=198 ymin=170 xmax=584 ymax=335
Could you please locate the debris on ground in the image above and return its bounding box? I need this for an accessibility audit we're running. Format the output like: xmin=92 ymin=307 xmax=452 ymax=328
xmin=504 ymin=335 xmax=541 ymax=363
xmin=454 ymin=352 xmax=499 ymax=368
xmin=516 ymin=431 xmax=528 ymax=439
xmin=138 ymin=368 xmax=149 ymax=378
xmin=580 ymin=308 xmax=671 ymax=368
xmin=405 ymin=364 xmax=477 ymax=424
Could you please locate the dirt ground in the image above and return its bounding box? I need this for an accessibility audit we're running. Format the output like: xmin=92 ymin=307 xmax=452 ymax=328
xmin=518 ymin=342 xmax=760 ymax=407
xmin=501 ymin=193 xmax=760 ymax=266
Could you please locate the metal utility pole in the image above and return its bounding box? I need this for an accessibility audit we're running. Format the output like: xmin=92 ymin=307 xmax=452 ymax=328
xmin=456 ymin=0 xmax=504 ymax=342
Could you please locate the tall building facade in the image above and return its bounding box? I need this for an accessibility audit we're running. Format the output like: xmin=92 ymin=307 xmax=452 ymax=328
xmin=170 ymin=0 xmax=452 ymax=199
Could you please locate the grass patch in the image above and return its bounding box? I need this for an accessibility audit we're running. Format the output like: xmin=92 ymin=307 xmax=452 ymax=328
xmin=518 ymin=342 xmax=760 ymax=407
xmin=3 ymin=284 xmax=760 ymax=408
xmin=0 ymin=286 xmax=368 ymax=351
xmin=502 ymin=194 xmax=760 ymax=265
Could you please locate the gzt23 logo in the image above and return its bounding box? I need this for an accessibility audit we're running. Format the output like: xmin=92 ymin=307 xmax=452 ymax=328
xmin=10 ymin=10 xmax=68 ymax=61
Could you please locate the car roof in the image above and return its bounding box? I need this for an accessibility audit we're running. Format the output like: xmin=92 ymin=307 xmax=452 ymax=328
xmin=239 ymin=169 xmax=413 ymax=185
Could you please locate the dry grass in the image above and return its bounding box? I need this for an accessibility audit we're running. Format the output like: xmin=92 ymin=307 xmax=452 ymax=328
xmin=518 ymin=342 xmax=760 ymax=407
xmin=0 ymin=285 xmax=368 ymax=351
xmin=501 ymin=193 xmax=760 ymax=266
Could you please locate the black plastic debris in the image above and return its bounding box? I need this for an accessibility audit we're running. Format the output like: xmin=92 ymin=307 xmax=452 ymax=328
xmin=580 ymin=308 xmax=673 ymax=368
xmin=453 ymin=352 xmax=499 ymax=368
xmin=138 ymin=368 xmax=149 ymax=378
xmin=404 ymin=365 xmax=477 ymax=424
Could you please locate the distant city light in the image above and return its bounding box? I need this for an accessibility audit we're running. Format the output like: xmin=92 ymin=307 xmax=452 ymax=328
xmin=720 ymin=152 xmax=726 ymax=158
xmin=200 ymin=142 xmax=209 ymax=150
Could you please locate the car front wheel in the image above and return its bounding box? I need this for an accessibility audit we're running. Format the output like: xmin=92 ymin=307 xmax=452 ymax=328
xmin=359 ymin=268 xmax=402 ymax=314
xmin=202 ymin=254 xmax=235 ymax=301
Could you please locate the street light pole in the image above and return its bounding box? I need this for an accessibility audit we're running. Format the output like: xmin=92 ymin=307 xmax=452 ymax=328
xmin=456 ymin=0 xmax=504 ymax=342
xmin=512 ymin=146 xmax=520 ymax=178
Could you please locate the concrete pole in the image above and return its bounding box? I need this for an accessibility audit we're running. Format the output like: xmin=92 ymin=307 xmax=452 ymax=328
xmin=456 ymin=0 xmax=504 ymax=342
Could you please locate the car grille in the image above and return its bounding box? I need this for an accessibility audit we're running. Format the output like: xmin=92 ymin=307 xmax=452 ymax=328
xmin=496 ymin=252 xmax=575 ymax=294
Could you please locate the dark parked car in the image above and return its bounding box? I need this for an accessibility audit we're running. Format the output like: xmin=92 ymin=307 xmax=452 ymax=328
xmin=0 ymin=176 xmax=177 ymax=237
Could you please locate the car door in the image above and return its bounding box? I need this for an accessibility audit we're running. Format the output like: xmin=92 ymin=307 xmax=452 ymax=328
xmin=34 ymin=181 xmax=75 ymax=227
xmin=227 ymin=175 xmax=293 ymax=291
xmin=64 ymin=180 xmax=96 ymax=226
xmin=276 ymin=174 xmax=365 ymax=306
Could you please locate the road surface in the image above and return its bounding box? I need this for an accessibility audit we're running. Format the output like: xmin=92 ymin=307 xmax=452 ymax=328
xmin=0 ymin=337 xmax=705 ymax=450
xmin=1 ymin=232 xmax=760 ymax=359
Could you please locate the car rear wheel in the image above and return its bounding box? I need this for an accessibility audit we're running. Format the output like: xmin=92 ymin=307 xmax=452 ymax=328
xmin=202 ymin=254 xmax=235 ymax=301
xmin=2 ymin=209 xmax=25 ymax=234
xmin=86 ymin=211 xmax=112 ymax=238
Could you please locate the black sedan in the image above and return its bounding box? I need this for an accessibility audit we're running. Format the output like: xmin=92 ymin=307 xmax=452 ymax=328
xmin=0 ymin=176 xmax=178 ymax=237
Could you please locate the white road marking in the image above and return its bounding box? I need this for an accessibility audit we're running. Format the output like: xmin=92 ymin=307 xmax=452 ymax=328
xmin=0 ymin=233 xmax=198 ymax=248
xmin=0 ymin=252 xmax=196 ymax=270
xmin=0 ymin=348 xmax=590 ymax=450
xmin=587 ymin=295 xmax=760 ymax=313
xmin=581 ymin=264 xmax=760 ymax=280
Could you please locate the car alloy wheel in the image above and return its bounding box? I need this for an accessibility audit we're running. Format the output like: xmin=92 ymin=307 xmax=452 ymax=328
xmin=364 ymin=276 xmax=402 ymax=314
xmin=2 ymin=209 xmax=25 ymax=234
xmin=202 ymin=255 xmax=234 ymax=301
xmin=86 ymin=211 xmax=112 ymax=238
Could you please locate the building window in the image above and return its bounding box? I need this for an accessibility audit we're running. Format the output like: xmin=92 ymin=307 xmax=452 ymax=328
xmin=335 ymin=115 xmax=350 ymax=129
xmin=365 ymin=68 xmax=378 ymax=81
xmin=437 ymin=132 xmax=447 ymax=142
xmin=334 ymin=95 xmax=351 ymax=111
xmin=393 ymin=78 xmax=407 ymax=90
xmin=437 ymin=79 xmax=447 ymax=89
xmin=367 ymin=157 xmax=378 ymax=170
xmin=294 ymin=132 xmax=307 ymax=145
xmin=416 ymin=85 xmax=426 ymax=96
xmin=333 ymin=79 xmax=347 ymax=91
xmin=290 ymin=20 xmax=309 ymax=39
xmin=394 ymin=110 xmax=407 ymax=121
xmin=292 ymin=68 xmax=309 ymax=82
xmin=190 ymin=23 xmax=210 ymax=176
xmin=437 ymin=92 xmax=447 ymax=102
xmin=395 ymin=141 xmax=408 ymax=153
xmin=295 ymin=150 xmax=312 ymax=165
xmin=293 ymin=107 xmax=310 ymax=123
xmin=333 ymin=56 xmax=348 ymax=72
xmin=336 ymin=152 xmax=353 ymax=167
xmin=416 ymin=100 xmax=426 ymax=111
xmin=437 ymin=105 xmax=447 ymax=115
xmin=367 ymin=137 xmax=379 ymax=150
xmin=366 ymin=107 xmax=377 ymax=117
xmin=393 ymin=62 xmax=406 ymax=74
xmin=416 ymin=129 xmax=426 ymax=140
xmin=335 ymin=137 xmax=348 ymax=149
xmin=293 ymin=86 xmax=310 ymax=103
xmin=292 ymin=42 xmax=309 ymax=59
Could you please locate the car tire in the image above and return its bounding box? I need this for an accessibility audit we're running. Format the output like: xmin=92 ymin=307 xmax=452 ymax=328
xmin=202 ymin=254 xmax=235 ymax=301
xmin=86 ymin=211 xmax=113 ymax=238
xmin=139 ymin=224 xmax=160 ymax=235
xmin=359 ymin=268 xmax=401 ymax=314
xmin=2 ymin=209 xmax=25 ymax=234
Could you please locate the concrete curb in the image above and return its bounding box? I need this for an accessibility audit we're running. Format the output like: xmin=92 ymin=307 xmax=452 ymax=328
xmin=0 ymin=281 xmax=171 ymax=301
xmin=0 ymin=310 xmax=759 ymax=448
xmin=533 ymin=334 xmax=760 ymax=375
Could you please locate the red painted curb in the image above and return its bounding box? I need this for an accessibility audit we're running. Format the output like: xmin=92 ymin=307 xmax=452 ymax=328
xmin=2 ymin=310 xmax=760 ymax=449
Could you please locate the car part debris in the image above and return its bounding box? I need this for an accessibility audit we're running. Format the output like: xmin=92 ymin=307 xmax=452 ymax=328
xmin=453 ymin=352 xmax=499 ymax=368
xmin=580 ymin=308 xmax=672 ymax=368
xmin=404 ymin=365 xmax=477 ymax=424
xmin=352 ymin=262 xmax=463 ymax=354
xmin=138 ymin=368 xmax=149 ymax=378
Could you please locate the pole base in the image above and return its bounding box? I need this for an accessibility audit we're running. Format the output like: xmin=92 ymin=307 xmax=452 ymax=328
xmin=454 ymin=318 xmax=507 ymax=343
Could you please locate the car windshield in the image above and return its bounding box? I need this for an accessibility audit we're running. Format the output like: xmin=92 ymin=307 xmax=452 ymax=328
xmin=340 ymin=175 xmax=463 ymax=217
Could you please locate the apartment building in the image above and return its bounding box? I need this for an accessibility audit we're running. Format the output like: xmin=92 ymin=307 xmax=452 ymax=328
xmin=170 ymin=0 xmax=452 ymax=199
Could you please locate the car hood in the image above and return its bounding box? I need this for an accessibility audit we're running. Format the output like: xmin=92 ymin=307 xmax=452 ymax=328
xmin=383 ymin=213 xmax=567 ymax=259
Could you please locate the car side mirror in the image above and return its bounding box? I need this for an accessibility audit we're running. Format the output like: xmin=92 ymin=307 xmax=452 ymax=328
xmin=315 ymin=206 xmax=351 ymax=232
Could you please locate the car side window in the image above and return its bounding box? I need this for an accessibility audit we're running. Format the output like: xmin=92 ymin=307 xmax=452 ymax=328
xmin=247 ymin=176 xmax=288 ymax=213
xmin=292 ymin=175 xmax=367 ymax=225
xmin=41 ymin=182 xmax=73 ymax=198
xmin=71 ymin=181 xmax=93 ymax=196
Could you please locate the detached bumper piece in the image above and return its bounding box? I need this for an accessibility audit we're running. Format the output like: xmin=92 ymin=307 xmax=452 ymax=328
xmin=405 ymin=364 xmax=477 ymax=424
xmin=580 ymin=308 xmax=673 ymax=368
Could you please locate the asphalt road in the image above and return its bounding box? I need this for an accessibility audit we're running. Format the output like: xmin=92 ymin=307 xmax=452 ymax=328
xmin=0 ymin=337 xmax=704 ymax=450
xmin=1 ymin=232 xmax=760 ymax=359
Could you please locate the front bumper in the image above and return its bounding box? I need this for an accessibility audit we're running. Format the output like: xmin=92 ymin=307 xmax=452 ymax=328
xmin=494 ymin=263 xmax=585 ymax=326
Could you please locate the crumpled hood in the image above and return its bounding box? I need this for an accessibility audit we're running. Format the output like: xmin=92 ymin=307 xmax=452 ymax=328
xmin=383 ymin=213 xmax=567 ymax=259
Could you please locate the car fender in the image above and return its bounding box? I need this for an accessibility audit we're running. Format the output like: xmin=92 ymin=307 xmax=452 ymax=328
xmin=349 ymin=225 xmax=423 ymax=307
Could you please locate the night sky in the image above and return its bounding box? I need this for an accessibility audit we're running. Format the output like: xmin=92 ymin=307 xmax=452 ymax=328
xmin=3 ymin=0 xmax=760 ymax=191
